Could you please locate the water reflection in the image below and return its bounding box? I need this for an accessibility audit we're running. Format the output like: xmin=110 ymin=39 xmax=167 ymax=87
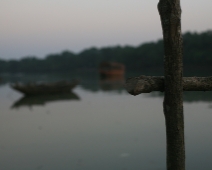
xmin=0 ymin=77 xmax=5 ymax=86
xmin=11 ymin=92 xmax=80 ymax=109
xmin=99 ymin=76 xmax=125 ymax=92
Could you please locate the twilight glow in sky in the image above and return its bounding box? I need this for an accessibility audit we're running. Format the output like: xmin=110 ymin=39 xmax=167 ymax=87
xmin=1 ymin=0 xmax=212 ymax=59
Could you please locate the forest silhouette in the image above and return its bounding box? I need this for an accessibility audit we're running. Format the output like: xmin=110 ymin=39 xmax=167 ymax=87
xmin=0 ymin=30 xmax=212 ymax=74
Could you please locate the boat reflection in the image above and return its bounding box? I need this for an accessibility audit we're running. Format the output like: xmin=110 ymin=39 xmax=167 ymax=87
xmin=99 ymin=76 xmax=125 ymax=92
xmin=11 ymin=92 xmax=80 ymax=109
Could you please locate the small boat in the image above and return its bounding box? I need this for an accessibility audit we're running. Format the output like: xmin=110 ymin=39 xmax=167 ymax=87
xmin=99 ymin=62 xmax=125 ymax=78
xmin=10 ymin=80 xmax=79 ymax=96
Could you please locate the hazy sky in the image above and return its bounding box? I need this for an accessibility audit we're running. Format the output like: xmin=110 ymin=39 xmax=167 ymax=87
xmin=1 ymin=0 xmax=211 ymax=59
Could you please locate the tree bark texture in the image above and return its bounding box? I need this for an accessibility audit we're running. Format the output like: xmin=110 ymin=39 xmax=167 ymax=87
xmin=125 ymin=76 xmax=212 ymax=95
xmin=158 ymin=0 xmax=185 ymax=169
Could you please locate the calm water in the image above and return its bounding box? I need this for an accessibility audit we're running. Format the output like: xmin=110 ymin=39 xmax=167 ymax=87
xmin=0 ymin=73 xmax=212 ymax=170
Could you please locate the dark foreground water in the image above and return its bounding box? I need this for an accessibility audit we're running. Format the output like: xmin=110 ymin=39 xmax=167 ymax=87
xmin=0 ymin=73 xmax=212 ymax=170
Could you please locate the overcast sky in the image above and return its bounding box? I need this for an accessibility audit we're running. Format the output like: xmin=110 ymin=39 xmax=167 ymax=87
xmin=1 ymin=0 xmax=211 ymax=60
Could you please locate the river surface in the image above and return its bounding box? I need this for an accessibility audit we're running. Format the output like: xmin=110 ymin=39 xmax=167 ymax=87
xmin=0 ymin=73 xmax=212 ymax=170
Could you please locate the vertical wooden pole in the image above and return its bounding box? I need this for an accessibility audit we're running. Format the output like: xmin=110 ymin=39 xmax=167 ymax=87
xmin=158 ymin=0 xmax=185 ymax=170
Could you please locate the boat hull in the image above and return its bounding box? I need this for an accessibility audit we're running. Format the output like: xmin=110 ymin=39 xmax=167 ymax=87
xmin=10 ymin=80 xmax=79 ymax=96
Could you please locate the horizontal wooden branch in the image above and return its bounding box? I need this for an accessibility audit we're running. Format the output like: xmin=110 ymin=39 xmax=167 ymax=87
xmin=125 ymin=75 xmax=212 ymax=95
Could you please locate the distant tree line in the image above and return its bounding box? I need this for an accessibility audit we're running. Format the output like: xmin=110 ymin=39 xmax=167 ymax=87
xmin=0 ymin=30 xmax=212 ymax=73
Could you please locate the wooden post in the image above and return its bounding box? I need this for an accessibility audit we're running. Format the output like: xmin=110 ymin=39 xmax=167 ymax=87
xmin=125 ymin=76 xmax=212 ymax=95
xmin=158 ymin=0 xmax=184 ymax=169
xmin=127 ymin=0 xmax=185 ymax=169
